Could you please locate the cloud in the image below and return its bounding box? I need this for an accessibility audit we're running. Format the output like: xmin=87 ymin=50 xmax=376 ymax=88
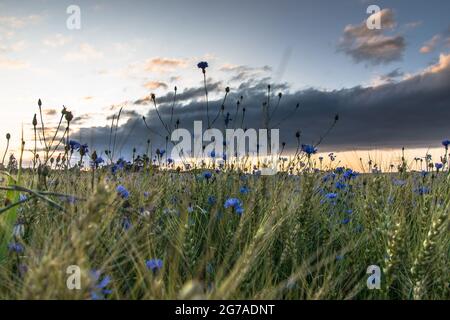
xmin=0 ymin=55 xmax=28 ymax=69
xmin=44 ymin=109 xmax=58 ymax=116
xmin=420 ymin=27 xmax=450 ymax=54
xmin=143 ymin=57 xmax=188 ymax=73
xmin=370 ymin=68 xmax=404 ymax=86
xmin=74 ymin=53 xmax=450 ymax=158
xmin=64 ymin=43 xmax=103 ymax=62
xmin=420 ymin=35 xmax=441 ymax=54
xmin=144 ymin=81 xmax=168 ymax=90
xmin=72 ymin=113 xmax=93 ymax=125
xmin=338 ymin=9 xmax=405 ymax=65
xmin=220 ymin=64 xmax=272 ymax=82
xmin=43 ymin=34 xmax=72 ymax=47
xmin=0 ymin=15 xmax=41 ymax=29
xmin=422 ymin=53 xmax=450 ymax=74
xmin=106 ymin=110 xmax=139 ymax=121
xmin=135 ymin=81 xmax=222 ymax=105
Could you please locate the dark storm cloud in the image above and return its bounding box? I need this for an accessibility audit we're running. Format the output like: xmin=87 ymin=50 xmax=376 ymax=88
xmin=72 ymin=113 xmax=92 ymax=125
xmin=76 ymin=54 xmax=450 ymax=158
xmin=338 ymin=9 xmax=406 ymax=65
xmin=377 ymin=68 xmax=404 ymax=84
xmin=106 ymin=110 xmax=139 ymax=121
xmin=220 ymin=64 xmax=273 ymax=82
xmin=134 ymin=81 xmax=222 ymax=105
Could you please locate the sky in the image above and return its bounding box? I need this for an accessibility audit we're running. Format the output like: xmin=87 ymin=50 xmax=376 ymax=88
xmin=0 ymin=0 xmax=450 ymax=168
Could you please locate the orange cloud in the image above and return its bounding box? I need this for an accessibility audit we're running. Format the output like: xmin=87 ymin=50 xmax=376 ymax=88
xmin=425 ymin=53 xmax=450 ymax=74
xmin=143 ymin=81 xmax=168 ymax=90
xmin=420 ymin=35 xmax=441 ymax=54
xmin=143 ymin=57 xmax=188 ymax=73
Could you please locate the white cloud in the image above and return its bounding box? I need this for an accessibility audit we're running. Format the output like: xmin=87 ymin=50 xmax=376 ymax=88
xmin=43 ymin=34 xmax=72 ymax=48
xmin=0 ymin=55 xmax=28 ymax=69
xmin=0 ymin=14 xmax=41 ymax=29
xmin=64 ymin=43 xmax=103 ymax=62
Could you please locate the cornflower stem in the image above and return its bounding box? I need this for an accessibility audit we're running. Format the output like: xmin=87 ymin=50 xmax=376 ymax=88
xmin=203 ymin=72 xmax=210 ymax=128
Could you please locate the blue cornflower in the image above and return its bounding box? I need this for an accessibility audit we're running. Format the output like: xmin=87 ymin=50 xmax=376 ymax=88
xmin=69 ymin=140 xmax=81 ymax=151
xmin=210 ymin=150 xmax=216 ymax=158
xmin=208 ymin=195 xmax=216 ymax=205
xmin=122 ymin=217 xmax=132 ymax=230
xmin=335 ymin=167 xmax=345 ymax=174
xmin=8 ymin=242 xmax=24 ymax=253
xmin=336 ymin=255 xmax=344 ymax=261
xmin=197 ymin=61 xmax=208 ymax=72
xmin=117 ymin=158 xmax=126 ymax=168
xmin=90 ymin=270 xmax=112 ymax=300
xmin=301 ymin=144 xmax=317 ymax=155
xmin=442 ymin=139 xmax=450 ymax=148
xmin=341 ymin=217 xmax=351 ymax=225
xmin=19 ymin=194 xmax=27 ymax=202
xmin=435 ymin=163 xmax=443 ymax=170
xmin=167 ymin=158 xmax=174 ymax=164
xmin=203 ymin=171 xmax=212 ymax=179
xmin=116 ymin=185 xmax=129 ymax=199
xmin=111 ymin=164 xmax=119 ymax=175
xmin=143 ymin=191 xmax=150 ymax=198
xmin=343 ymin=169 xmax=359 ymax=180
xmin=325 ymin=193 xmax=338 ymax=199
xmin=415 ymin=186 xmax=430 ymax=195
xmin=146 ymin=259 xmax=163 ymax=273
xmin=224 ymin=198 xmax=241 ymax=208
xmin=335 ymin=180 xmax=347 ymax=190
xmin=240 ymin=186 xmax=249 ymax=194
xmin=224 ymin=198 xmax=244 ymax=215
xmin=235 ymin=205 xmax=244 ymax=215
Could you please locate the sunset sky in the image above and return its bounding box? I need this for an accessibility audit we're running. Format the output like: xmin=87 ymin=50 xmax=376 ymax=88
xmin=1 ymin=0 xmax=450 ymax=169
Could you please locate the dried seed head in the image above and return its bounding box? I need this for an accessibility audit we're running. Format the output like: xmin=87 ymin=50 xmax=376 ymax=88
xmin=65 ymin=111 xmax=73 ymax=122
